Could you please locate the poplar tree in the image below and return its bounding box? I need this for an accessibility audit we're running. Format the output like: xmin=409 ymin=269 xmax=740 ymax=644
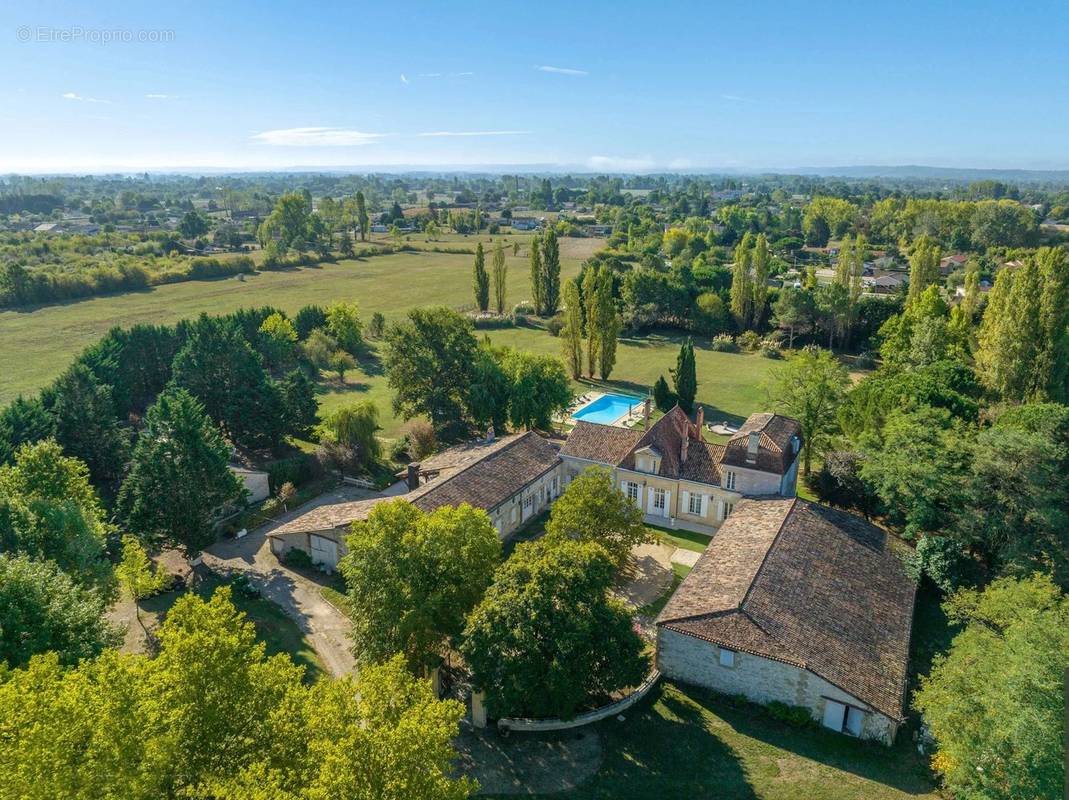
xmin=751 ymin=233 xmax=771 ymax=328
xmin=560 ymin=279 xmax=584 ymax=378
xmin=907 ymin=235 xmax=941 ymax=304
xmin=472 ymin=242 xmax=489 ymax=312
xmin=582 ymin=267 xmax=600 ymax=378
xmin=355 ymin=191 xmax=369 ymax=241
xmin=593 ymin=268 xmax=619 ymax=380
xmin=730 ymin=232 xmax=754 ymax=330
xmin=541 ymin=227 xmax=561 ymax=315
xmin=491 ymin=241 xmax=507 ymax=314
xmin=529 ymin=234 xmax=544 ymax=315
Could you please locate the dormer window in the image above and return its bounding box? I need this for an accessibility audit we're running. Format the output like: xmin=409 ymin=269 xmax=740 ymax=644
xmin=724 ymin=470 xmax=737 ymax=491
xmin=746 ymin=431 xmax=761 ymax=464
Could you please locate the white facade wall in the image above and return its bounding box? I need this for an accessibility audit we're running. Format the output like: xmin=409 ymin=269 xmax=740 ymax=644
xmin=656 ymin=627 xmax=899 ymax=744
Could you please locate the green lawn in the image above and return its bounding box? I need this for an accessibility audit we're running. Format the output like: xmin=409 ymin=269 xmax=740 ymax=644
xmin=513 ymin=681 xmax=937 ymax=800
xmin=649 ymin=524 xmax=712 ymax=553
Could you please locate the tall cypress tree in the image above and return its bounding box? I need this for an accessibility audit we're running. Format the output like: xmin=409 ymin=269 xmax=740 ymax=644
xmin=529 ymin=234 xmax=544 ymax=315
xmin=473 ymin=242 xmax=489 ymax=312
xmin=672 ymin=339 xmax=697 ymax=414
xmin=541 ymin=228 xmax=561 ymax=316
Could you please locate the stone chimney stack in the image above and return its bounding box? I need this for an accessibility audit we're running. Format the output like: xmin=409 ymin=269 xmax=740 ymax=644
xmin=680 ymin=436 xmax=689 ymax=465
xmin=693 ymin=406 xmax=705 ymax=439
xmin=406 ymin=462 xmax=422 ymax=491
xmin=643 ymin=397 xmax=651 ymax=429
xmin=746 ymin=431 xmax=761 ymax=463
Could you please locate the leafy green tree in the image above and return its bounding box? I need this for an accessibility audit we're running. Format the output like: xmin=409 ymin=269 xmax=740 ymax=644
xmin=906 ymin=235 xmax=941 ymax=304
xmin=529 ymin=233 xmax=544 ymax=315
xmin=560 ymin=278 xmax=584 ymax=379
xmin=329 ymin=350 xmax=357 ymax=381
xmin=340 ymin=499 xmax=499 ymax=669
xmin=499 ymin=349 xmax=572 ymax=430
xmin=0 ymin=589 xmax=472 ymax=800
xmin=293 ymin=304 xmax=328 ymax=339
xmin=462 ymin=538 xmax=647 ymax=719
xmin=472 ymin=242 xmax=489 ymax=312
xmin=0 ymin=439 xmax=111 ymax=587
xmin=170 ymin=315 xmax=286 ymax=452
xmin=653 ymin=375 xmax=676 ymax=411
xmin=672 ymin=338 xmax=697 ymax=414
xmin=588 ymin=266 xmax=619 ymax=380
xmin=325 ymin=302 xmax=364 ymax=355
xmin=117 ymin=389 xmax=243 ymax=555
xmin=383 ymin=307 xmax=477 ymax=439
xmin=914 ymin=575 xmax=1067 ymax=800
xmin=976 ymin=247 xmax=1069 ymax=402
xmin=544 ymin=468 xmax=650 ymax=565
xmin=878 ymin=285 xmax=958 ymax=370
xmin=772 ymin=287 xmax=815 ymax=349
xmin=49 ymin=363 xmax=129 ymax=491
xmin=0 ymin=395 xmax=53 ymax=465
xmin=858 ymin=406 xmax=968 ymax=540
xmin=301 ymin=327 xmax=340 ymax=372
xmin=278 ymin=369 xmax=318 ymax=439
xmin=766 ymin=346 xmax=849 ymax=474
xmin=582 ymin=266 xmax=600 ymax=377
xmin=467 ymin=341 xmax=511 ymax=433
xmin=541 ymin=227 xmax=561 ymax=315
xmin=116 ymin=535 xmax=170 ymax=627
xmin=730 ymin=232 xmax=754 ymax=329
xmin=803 ymin=213 xmax=830 ymax=247
xmin=491 ymin=241 xmax=507 ymax=314
xmin=259 ymin=192 xmax=313 ymax=251
xmin=178 ymin=210 xmax=209 ymax=239
xmin=0 ymin=553 xmax=120 ymax=668
xmin=257 ymin=312 xmax=298 ymax=371
xmin=317 ymin=400 xmax=382 ymax=466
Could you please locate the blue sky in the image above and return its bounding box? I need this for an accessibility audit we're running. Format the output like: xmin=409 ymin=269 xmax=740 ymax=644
xmin=2 ymin=0 xmax=1068 ymax=172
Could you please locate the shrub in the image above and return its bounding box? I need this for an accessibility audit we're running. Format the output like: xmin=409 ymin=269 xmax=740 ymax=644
xmin=709 ymin=333 xmax=738 ymax=352
xmin=736 ymin=330 xmax=762 ymax=351
xmin=389 ymin=435 xmax=411 ymax=463
xmin=759 ymin=337 xmax=783 ymax=359
xmin=545 ymin=314 xmax=565 ymax=337
xmin=282 ymin=548 xmax=314 ymax=570
xmin=267 ymin=454 xmax=321 ymax=491
xmin=766 ymin=701 xmax=813 ymax=727
xmin=405 ymin=419 xmax=438 ymax=460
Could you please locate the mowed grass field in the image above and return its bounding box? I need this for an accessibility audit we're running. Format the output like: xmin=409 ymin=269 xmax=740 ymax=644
xmin=0 ymin=233 xmax=781 ymax=440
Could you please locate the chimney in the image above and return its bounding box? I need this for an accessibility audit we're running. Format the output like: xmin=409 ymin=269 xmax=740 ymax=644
xmin=693 ymin=406 xmax=705 ymax=439
xmin=746 ymin=431 xmax=760 ymax=463
xmin=643 ymin=397 xmax=651 ymax=429
xmin=406 ymin=462 xmax=422 ymax=491
xmin=680 ymin=436 xmax=689 ymax=465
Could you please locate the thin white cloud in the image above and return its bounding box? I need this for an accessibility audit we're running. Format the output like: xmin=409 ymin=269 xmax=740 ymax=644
xmin=400 ymin=73 xmax=409 ymax=84
xmin=586 ymin=155 xmax=656 ymax=171
xmin=536 ymin=65 xmax=588 ymax=76
xmin=721 ymin=93 xmax=757 ymax=103
xmin=62 ymin=92 xmax=110 ymax=104
xmin=416 ymin=71 xmax=475 ymax=79
xmin=145 ymin=93 xmax=179 ymax=99
xmin=250 ymin=127 xmax=385 ymax=146
xmin=417 ymin=130 xmax=530 ymax=137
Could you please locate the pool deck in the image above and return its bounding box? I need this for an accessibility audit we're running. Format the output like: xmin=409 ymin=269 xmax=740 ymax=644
xmin=566 ymin=391 xmax=648 ymax=428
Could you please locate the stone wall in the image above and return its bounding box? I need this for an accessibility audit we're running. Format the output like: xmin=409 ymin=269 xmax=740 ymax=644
xmin=656 ymin=627 xmax=899 ymax=744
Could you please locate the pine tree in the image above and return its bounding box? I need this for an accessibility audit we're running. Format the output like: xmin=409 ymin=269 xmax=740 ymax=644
xmin=491 ymin=241 xmax=507 ymax=314
xmin=117 ymin=389 xmax=243 ymax=555
xmin=473 ymin=242 xmax=490 ymax=311
xmin=541 ymin=228 xmax=561 ymax=315
xmin=529 ymin=234 xmax=544 ymax=315
xmin=560 ymin=279 xmax=583 ymax=379
xmin=751 ymin=233 xmax=771 ymax=328
xmin=907 ymin=235 xmax=942 ymax=304
xmin=672 ymin=339 xmax=697 ymax=413
xmin=730 ymin=232 xmax=754 ymax=330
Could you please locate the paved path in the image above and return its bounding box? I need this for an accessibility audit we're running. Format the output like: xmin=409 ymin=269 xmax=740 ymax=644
xmin=670 ymin=548 xmax=702 ymax=568
xmin=202 ymin=485 xmax=381 ymax=677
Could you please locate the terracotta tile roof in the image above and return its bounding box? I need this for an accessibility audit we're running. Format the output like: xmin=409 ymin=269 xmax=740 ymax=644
xmin=721 ymin=413 xmax=802 ymax=474
xmin=566 ymin=407 xmax=799 ymax=486
xmin=559 ymin=421 xmax=643 ymax=464
xmin=270 ymin=432 xmax=559 ymax=536
xmin=657 ymin=498 xmax=915 ymax=722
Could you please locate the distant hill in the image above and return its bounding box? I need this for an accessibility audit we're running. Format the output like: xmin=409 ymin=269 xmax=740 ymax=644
xmin=762 ymin=165 xmax=1069 ymax=182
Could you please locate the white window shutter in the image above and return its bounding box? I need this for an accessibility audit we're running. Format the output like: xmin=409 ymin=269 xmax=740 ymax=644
xmin=681 ymin=490 xmax=690 ymax=513
xmin=717 ymin=499 xmax=725 ymax=521
xmin=700 ymin=494 xmax=709 ymax=517
xmin=664 ymin=490 xmax=671 ymax=516
xmin=646 ymin=488 xmax=655 ymax=514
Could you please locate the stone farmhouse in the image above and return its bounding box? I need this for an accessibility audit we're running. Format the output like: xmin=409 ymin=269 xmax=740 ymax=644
xmin=656 ymin=497 xmax=915 ymax=744
xmin=269 ymin=406 xmax=914 ymax=741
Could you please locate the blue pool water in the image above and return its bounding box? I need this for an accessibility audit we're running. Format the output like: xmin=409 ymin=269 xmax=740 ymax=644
xmin=572 ymin=393 xmax=644 ymax=425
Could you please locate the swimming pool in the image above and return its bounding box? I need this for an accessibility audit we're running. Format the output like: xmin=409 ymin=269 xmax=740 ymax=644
xmin=572 ymin=393 xmax=644 ymax=425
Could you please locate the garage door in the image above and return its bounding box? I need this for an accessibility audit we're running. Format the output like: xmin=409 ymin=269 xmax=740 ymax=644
xmin=309 ymin=535 xmax=339 ymax=569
